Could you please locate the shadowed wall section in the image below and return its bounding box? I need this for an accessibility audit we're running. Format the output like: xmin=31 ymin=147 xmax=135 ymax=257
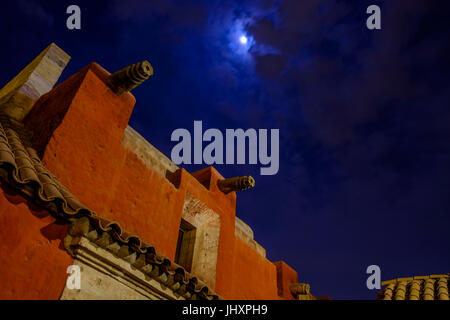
xmin=0 ymin=187 xmax=73 ymax=299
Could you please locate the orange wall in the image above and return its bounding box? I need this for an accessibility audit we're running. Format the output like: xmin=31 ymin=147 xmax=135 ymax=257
xmin=0 ymin=186 xmax=73 ymax=299
xmin=5 ymin=62 xmax=299 ymax=300
xmin=231 ymin=238 xmax=280 ymax=300
xmin=273 ymin=261 xmax=298 ymax=300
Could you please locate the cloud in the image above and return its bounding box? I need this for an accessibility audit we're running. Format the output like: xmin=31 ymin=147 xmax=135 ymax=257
xmin=254 ymin=53 xmax=288 ymax=78
xmin=109 ymin=0 xmax=206 ymax=29
xmin=18 ymin=0 xmax=54 ymax=26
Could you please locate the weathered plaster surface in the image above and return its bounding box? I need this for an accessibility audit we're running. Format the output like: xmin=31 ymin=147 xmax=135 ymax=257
xmin=182 ymin=191 xmax=221 ymax=290
xmin=61 ymin=237 xmax=183 ymax=300
xmin=122 ymin=125 xmax=179 ymax=178
xmin=235 ymin=217 xmax=266 ymax=258
xmin=0 ymin=43 xmax=70 ymax=120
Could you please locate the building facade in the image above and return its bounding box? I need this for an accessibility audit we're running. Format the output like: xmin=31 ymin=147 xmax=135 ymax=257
xmin=0 ymin=43 xmax=319 ymax=300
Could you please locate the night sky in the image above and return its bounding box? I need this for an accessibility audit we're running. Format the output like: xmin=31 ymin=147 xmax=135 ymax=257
xmin=1 ymin=1 xmax=449 ymax=299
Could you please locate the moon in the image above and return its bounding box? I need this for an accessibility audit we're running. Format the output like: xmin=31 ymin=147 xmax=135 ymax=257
xmin=239 ymin=35 xmax=248 ymax=45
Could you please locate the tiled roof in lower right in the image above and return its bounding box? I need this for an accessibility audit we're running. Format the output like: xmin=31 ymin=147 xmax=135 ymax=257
xmin=377 ymin=274 xmax=450 ymax=300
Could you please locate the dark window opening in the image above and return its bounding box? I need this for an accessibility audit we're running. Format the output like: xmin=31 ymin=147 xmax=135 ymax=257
xmin=175 ymin=219 xmax=196 ymax=272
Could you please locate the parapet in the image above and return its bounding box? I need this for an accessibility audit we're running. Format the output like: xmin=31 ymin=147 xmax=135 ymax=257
xmin=0 ymin=43 xmax=70 ymax=120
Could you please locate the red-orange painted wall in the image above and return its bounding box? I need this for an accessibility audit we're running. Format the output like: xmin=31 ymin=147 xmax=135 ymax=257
xmin=273 ymin=261 xmax=299 ymax=300
xmin=0 ymin=186 xmax=73 ymax=299
xmin=231 ymin=238 xmax=280 ymax=300
xmin=0 ymin=62 xmax=301 ymax=299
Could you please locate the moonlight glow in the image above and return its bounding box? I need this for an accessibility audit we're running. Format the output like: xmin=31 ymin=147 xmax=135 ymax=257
xmin=239 ymin=35 xmax=248 ymax=45
xmin=223 ymin=18 xmax=255 ymax=59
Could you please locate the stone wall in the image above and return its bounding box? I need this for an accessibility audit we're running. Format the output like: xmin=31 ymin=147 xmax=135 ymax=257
xmin=60 ymin=237 xmax=182 ymax=300
xmin=181 ymin=191 xmax=221 ymax=289
xmin=235 ymin=217 xmax=266 ymax=258
xmin=122 ymin=126 xmax=179 ymax=178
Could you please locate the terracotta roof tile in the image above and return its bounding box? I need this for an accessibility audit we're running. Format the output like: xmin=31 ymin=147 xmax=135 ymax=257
xmin=0 ymin=114 xmax=220 ymax=300
xmin=378 ymin=274 xmax=450 ymax=300
xmin=0 ymin=114 xmax=91 ymax=215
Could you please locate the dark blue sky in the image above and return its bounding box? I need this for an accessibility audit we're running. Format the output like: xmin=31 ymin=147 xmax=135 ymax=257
xmin=1 ymin=0 xmax=449 ymax=299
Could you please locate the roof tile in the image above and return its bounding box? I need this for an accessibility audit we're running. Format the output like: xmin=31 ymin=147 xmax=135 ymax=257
xmin=378 ymin=275 xmax=449 ymax=300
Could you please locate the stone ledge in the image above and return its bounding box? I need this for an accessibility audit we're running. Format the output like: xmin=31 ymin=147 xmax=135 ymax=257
xmin=122 ymin=125 xmax=179 ymax=178
xmin=62 ymin=236 xmax=185 ymax=300
xmin=235 ymin=217 xmax=266 ymax=258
